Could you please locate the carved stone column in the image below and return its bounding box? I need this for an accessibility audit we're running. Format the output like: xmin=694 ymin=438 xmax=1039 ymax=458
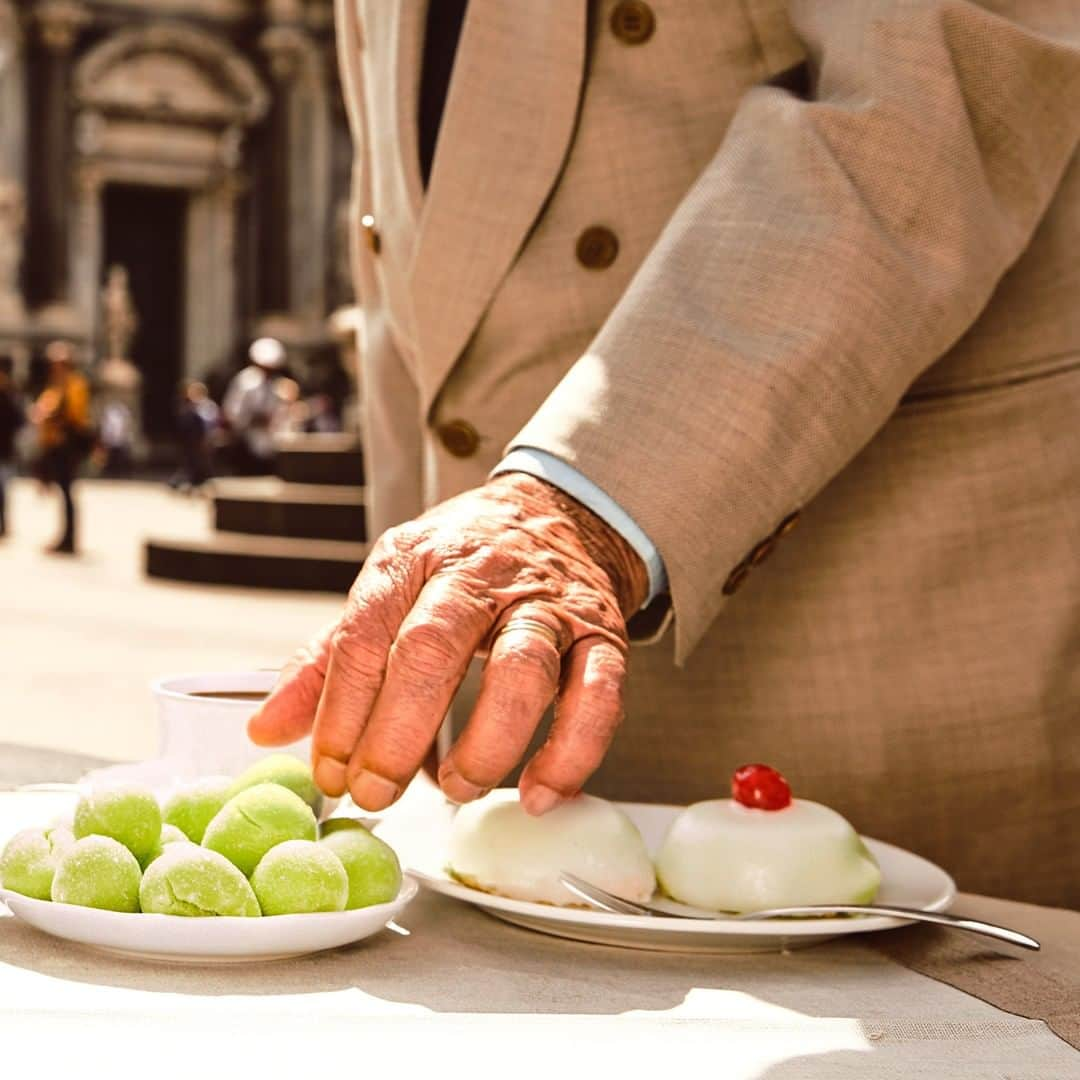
xmin=0 ymin=179 xmax=25 ymax=326
xmin=69 ymin=152 xmax=103 ymax=332
xmin=0 ymin=0 xmax=26 ymax=189
xmin=258 ymin=24 xmax=300 ymax=314
xmin=25 ymin=0 xmax=88 ymax=312
xmin=258 ymin=14 xmax=330 ymax=329
xmin=187 ymin=171 xmax=243 ymax=380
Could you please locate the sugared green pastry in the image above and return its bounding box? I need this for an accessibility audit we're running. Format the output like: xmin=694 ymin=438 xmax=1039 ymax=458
xmin=319 ymin=817 xmax=369 ymax=837
xmin=202 ymin=783 xmax=317 ymax=876
xmin=161 ymin=823 xmax=188 ymax=846
xmin=320 ymin=827 xmax=401 ymax=909
xmin=250 ymin=840 xmax=348 ymax=915
xmin=140 ymin=846 xmax=260 ymax=917
xmin=46 ymin=825 xmax=76 ymax=859
xmin=227 ymin=755 xmax=323 ymax=816
xmin=0 ymin=827 xmax=72 ymax=900
xmin=51 ymin=835 xmax=141 ymax=912
xmin=141 ymin=823 xmax=191 ymax=868
xmin=73 ymin=785 xmax=162 ymax=864
xmin=162 ymin=777 xmax=232 ymax=843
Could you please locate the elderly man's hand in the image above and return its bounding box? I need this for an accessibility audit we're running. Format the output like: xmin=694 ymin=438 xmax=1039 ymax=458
xmin=248 ymin=473 xmax=649 ymax=815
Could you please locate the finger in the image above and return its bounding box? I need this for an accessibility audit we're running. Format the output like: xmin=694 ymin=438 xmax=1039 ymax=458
xmin=518 ymin=635 xmax=627 ymax=815
xmin=438 ymin=608 xmax=564 ymax=804
xmin=345 ymin=578 xmax=496 ymax=810
xmin=247 ymin=622 xmax=335 ymax=747
xmin=309 ymin=545 xmax=424 ymax=796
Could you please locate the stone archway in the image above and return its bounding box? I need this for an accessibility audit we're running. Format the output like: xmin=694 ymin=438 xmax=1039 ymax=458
xmin=69 ymin=24 xmax=268 ymax=380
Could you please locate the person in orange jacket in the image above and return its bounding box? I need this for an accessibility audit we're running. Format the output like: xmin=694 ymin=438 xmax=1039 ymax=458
xmin=31 ymin=341 xmax=92 ymax=555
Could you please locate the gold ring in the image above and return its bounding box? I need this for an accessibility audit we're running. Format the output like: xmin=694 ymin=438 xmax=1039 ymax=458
xmin=493 ymin=616 xmax=563 ymax=652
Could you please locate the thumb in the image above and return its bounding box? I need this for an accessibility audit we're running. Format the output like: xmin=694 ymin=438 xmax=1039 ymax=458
xmin=248 ymin=622 xmax=335 ymax=748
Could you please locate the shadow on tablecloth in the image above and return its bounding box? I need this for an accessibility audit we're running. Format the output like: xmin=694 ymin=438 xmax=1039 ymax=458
xmin=0 ymin=743 xmax=112 ymax=788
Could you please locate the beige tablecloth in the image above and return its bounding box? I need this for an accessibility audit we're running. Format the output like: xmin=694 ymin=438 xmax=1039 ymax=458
xmin=875 ymin=892 xmax=1080 ymax=1052
xmin=1 ymin=792 xmax=1077 ymax=1077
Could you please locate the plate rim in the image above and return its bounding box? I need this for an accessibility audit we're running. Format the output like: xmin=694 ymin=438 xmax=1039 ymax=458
xmin=0 ymin=875 xmax=419 ymax=958
xmin=1 ymin=876 xmax=416 ymax=928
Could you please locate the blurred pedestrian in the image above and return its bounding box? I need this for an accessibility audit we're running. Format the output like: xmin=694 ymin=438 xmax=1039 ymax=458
xmin=222 ymin=338 xmax=287 ymax=475
xmin=303 ymin=392 xmax=342 ymax=434
xmin=171 ymin=380 xmax=219 ymax=490
xmin=0 ymin=355 xmax=24 ymax=538
xmin=31 ymin=340 xmax=92 ymax=555
xmin=96 ymin=399 xmax=136 ymax=477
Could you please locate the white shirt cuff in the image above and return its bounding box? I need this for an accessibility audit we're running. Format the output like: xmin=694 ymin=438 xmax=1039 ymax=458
xmin=491 ymin=447 xmax=669 ymax=605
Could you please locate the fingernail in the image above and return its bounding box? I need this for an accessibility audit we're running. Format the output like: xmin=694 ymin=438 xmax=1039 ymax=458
xmin=246 ymin=709 xmax=266 ymax=741
xmin=314 ymin=756 xmax=348 ymax=796
xmin=438 ymin=765 xmax=489 ymax=805
xmin=350 ymin=769 xmax=400 ymax=811
xmin=521 ymin=784 xmax=563 ymax=816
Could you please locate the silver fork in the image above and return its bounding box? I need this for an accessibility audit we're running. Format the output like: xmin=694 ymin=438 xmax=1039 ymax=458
xmin=558 ymin=871 xmax=1040 ymax=951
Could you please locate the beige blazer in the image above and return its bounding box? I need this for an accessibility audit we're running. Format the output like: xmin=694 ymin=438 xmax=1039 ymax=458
xmin=335 ymin=0 xmax=1080 ymax=907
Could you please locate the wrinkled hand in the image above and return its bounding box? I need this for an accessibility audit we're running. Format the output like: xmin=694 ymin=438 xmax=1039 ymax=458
xmin=248 ymin=473 xmax=648 ymax=815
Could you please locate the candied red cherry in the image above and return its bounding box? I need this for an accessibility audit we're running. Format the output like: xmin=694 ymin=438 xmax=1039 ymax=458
xmin=731 ymin=763 xmax=792 ymax=810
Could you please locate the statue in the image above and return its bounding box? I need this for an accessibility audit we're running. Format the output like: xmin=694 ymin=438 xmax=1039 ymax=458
xmin=0 ymin=177 xmax=24 ymax=322
xmin=97 ymin=264 xmax=142 ymax=447
xmin=101 ymin=263 xmax=138 ymax=362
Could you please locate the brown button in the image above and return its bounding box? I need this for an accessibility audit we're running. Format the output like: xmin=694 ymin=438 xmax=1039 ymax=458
xmin=436 ymin=418 xmax=480 ymax=458
xmin=610 ymin=0 xmax=655 ymax=45
xmin=773 ymin=510 xmax=802 ymax=540
xmin=749 ymin=537 xmax=776 ymax=567
xmin=722 ymin=559 xmax=751 ymax=597
xmin=360 ymin=213 xmax=381 ymax=255
xmin=576 ymin=225 xmax=619 ymax=270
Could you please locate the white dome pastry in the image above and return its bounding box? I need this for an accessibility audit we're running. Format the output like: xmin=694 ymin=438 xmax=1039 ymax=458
xmin=448 ymin=789 xmax=656 ymax=906
xmin=656 ymin=764 xmax=881 ymax=913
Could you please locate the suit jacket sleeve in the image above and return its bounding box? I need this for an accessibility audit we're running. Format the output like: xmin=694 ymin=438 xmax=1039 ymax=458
xmin=509 ymin=0 xmax=1080 ymax=663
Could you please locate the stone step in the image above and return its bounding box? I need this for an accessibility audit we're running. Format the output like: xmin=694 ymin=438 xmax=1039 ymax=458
xmin=145 ymin=530 xmax=366 ymax=593
xmin=274 ymin=432 xmax=364 ymax=487
xmin=209 ymin=477 xmax=367 ymax=542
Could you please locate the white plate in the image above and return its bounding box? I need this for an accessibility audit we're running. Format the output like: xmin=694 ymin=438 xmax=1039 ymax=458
xmin=389 ymin=801 xmax=955 ymax=954
xmin=0 ymin=877 xmax=418 ymax=964
xmin=0 ymin=788 xmax=394 ymax=964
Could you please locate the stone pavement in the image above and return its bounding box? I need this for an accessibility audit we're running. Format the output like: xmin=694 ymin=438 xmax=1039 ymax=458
xmin=0 ymin=477 xmax=344 ymax=763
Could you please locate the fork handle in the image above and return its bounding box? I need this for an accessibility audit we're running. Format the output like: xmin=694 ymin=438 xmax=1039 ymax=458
xmin=738 ymin=905 xmax=1040 ymax=951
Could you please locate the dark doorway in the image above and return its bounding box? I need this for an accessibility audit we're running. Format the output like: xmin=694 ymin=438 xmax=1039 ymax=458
xmin=103 ymin=184 xmax=187 ymax=442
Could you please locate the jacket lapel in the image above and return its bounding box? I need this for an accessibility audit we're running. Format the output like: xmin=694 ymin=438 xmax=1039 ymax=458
xmin=409 ymin=0 xmax=587 ymax=412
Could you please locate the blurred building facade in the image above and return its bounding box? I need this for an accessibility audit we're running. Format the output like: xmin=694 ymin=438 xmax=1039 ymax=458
xmin=0 ymin=0 xmax=355 ymax=440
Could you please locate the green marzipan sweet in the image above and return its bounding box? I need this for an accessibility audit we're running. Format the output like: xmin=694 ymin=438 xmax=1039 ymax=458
xmin=320 ymin=826 xmax=402 ymax=909
xmin=0 ymin=828 xmax=72 ymax=900
xmin=250 ymin=840 xmax=348 ymax=915
xmin=51 ymin=835 xmax=142 ymax=912
xmin=140 ymin=845 xmax=260 ymax=917
xmin=202 ymin=783 xmax=317 ymax=877
xmin=74 ymin=786 xmax=162 ymax=863
xmin=162 ymin=777 xmax=233 ymax=843
xmin=227 ymin=755 xmax=324 ymax=817
xmin=141 ymin=823 xmax=193 ymax=869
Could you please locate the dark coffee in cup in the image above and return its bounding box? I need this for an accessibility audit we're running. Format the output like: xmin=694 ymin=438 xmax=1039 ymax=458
xmin=187 ymin=691 xmax=269 ymax=702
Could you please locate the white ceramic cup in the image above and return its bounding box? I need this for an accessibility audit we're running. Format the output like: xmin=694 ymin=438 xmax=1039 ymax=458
xmin=150 ymin=670 xmax=308 ymax=780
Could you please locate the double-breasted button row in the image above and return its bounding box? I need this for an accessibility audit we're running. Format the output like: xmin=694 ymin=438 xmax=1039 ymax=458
xmin=610 ymin=1 xmax=655 ymax=45
xmin=436 ymin=418 xmax=481 ymax=458
xmin=576 ymin=225 xmax=619 ymax=269
xmin=722 ymin=510 xmax=803 ymax=596
xmin=581 ymin=6 xmax=654 ymax=270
